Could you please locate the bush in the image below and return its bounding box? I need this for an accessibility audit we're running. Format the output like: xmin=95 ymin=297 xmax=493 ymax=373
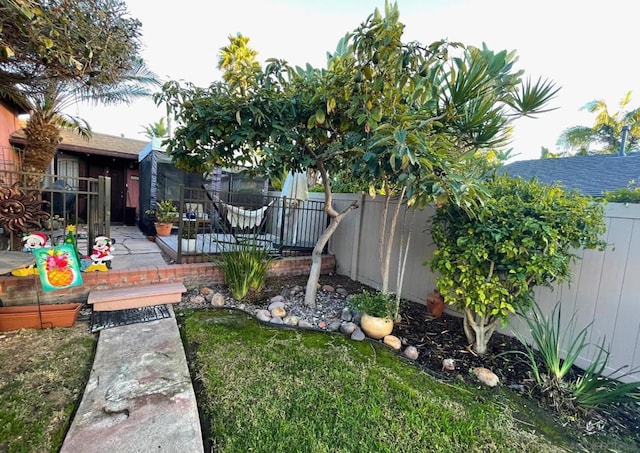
xmin=215 ymin=240 xmax=274 ymax=300
xmin=347 ymin=290 xmax=396 ymax=319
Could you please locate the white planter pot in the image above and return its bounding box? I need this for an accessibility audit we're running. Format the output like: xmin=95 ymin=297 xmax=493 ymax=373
xmin=181 ymin=238 xmax=197 ymax=253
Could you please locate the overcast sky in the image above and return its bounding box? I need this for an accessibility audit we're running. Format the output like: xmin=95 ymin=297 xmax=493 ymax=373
xmin=67 ymin=0 xmax=639 ymax=162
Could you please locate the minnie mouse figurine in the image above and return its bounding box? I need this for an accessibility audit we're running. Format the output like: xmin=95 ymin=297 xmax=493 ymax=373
xmin=84 ymin=235 xmax=115 ymax=272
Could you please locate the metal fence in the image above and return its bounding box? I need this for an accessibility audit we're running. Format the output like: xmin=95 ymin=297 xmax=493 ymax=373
xmin=0 ymin=170 xmax=110 ymax=256
xmin=153 ymin=185 xmax=327 ymax=263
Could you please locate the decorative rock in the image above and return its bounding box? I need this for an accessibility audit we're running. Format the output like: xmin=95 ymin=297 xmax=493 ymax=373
xmin=336 ymin=287 xmax=348 ymax=296
xmin=283 ymin=315 xmax=300 ymax=326
xmin=341 ymin=307 xmax=352 ymax=322
xmin=340 ymin=322 xmax=357 ymax=335
xmin=383 ymin=335 xmax=402 ymax=350
xmin=317 ymin=320 xmax=327 ymax=329
xmin=256 ymin=310 xmax=272 ymax=322
xmin=190 ymin=295 xmax=206 ymax=305
xmin=321 ymin=285 xmax=335 ymax=293
xmin=199 ymin=287 xmax=213 ymax=296
xmin=298 ymin=320 xmax=313 ymax=329
xmin=351 ymin=328 xmax=365 ymax=341
xmin=404 ymin=346 xmax=419 ymax=360
xmin=268 ymin=299 xmax=285 ymax=310
xmin=327 ymin=321 xmax=342 ymax=332
xmin=472 ymin=367 xmax=500 ymax=387
xmin=270 ymin=317 xmax=284 ymax=324
xmin=210 ymin=293 xmax=225 ymax=307
xmin=442 ymin=358 xmax=455 ymax=372
xmin=270 ymin=306 xmax=287 ymax=318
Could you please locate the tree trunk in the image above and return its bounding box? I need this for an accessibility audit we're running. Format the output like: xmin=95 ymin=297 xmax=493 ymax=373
xmin=463 ymin=308 xmax=500 ymax=355
xmin=304 ymin=160 xmax=358 ymax=307
xmin=23 ymin=111 xmax=61 ymax=174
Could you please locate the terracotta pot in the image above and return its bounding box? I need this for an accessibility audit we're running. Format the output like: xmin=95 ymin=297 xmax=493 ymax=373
xmin=0 ymin=303 xmax=81 ymax=332
xmin=155 ymin=222 xmax=173 ymax=236
xmin=360 ymin=313 xmax=393 ymax=339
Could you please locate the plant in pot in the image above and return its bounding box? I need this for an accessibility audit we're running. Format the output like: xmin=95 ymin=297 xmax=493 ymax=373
xmin=348 ymin=290 xmax=396 ymax=339
xmin=145 ymin=200 xmax=178 ymax=236
xmin=180 ymin=219 xmax=198 ymax=252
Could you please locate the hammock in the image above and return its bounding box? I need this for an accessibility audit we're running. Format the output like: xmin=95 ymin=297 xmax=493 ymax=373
xmin=220 ymin=201 xmax=273 ymax=230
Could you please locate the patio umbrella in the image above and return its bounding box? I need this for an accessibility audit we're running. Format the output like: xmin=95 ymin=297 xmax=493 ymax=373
xmin=281 ymin=171 xmax=308 ymax=244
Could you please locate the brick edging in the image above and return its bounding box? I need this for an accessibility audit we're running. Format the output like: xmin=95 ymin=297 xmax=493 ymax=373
xmin=0 ymin=255 xmax=336 ymax=306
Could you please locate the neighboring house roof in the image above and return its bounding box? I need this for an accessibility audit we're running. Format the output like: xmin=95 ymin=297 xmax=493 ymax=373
xmin=10 ymin=129 xmax=147 ymax=160
xmin=499 ymin=153 xmax=640 ymax=197
xmin=0 ymin=97 xmax=27 ymax=115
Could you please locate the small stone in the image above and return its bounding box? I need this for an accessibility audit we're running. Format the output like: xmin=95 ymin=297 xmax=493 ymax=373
xmin=256 ymin=310 xmax=271 ymax=322
xmin=190 ymin=295 xmax=205 ymax=304
xmin=322 ymin=285 xmax=335 ymax=293
xmin=441 ymin=358 xmax=455 ymax=371
xmin=340 ymin=307 xmax=352 ymax=322
xmin=199 ymin=286 xmax=213 ymax=296
xmin=270 ymin=317 xmax=284 ymax=324
xmin=317 ymin=320 xmax=327 ymax=329
xmin=383 ymin=335 xmax=402 ymax=350
xmin=404 ymin=346 xmax=419 ymax=360
xmin=210 ymin=293 xmax=225 ymax=307
xmin=336 ymin=288 xmax=348 ymax=296
xmin=351 ymin=328 xmax=365 ymax=341
xmin=340 ymin=322 xmax=357 ymax=335
xmin=270 ymin=306 xmax=287 ymax=318
xmin=268 ymin=299 xmax=285 ymax=310
xmin=472 ymin=367 xmax=500 ymax=387
xmin=298 ymin=320 xmax=313 ymax=329
xmin=327 ymin=321 xmax=342 ymax=332
xmin=283 ymin=315 xmax=300 ymax=326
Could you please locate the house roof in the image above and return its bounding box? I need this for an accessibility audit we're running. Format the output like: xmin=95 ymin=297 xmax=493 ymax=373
xmin=10 ymin=129 xmax=148 ymax=160
xmin=0 ymin=96 xmax=27 ymax=115
xmin=499 ymin=153 xmax=640 ymax=197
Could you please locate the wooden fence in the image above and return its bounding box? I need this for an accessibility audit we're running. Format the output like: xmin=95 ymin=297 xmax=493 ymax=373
xmin=329 ymin=194 xmax=640 ymax=383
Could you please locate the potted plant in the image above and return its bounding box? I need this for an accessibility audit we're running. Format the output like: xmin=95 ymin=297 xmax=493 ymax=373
xmin=145 ymin=200 xmax=178 ymax=236
xmin=348 ymin=290 xmax=396 ymax=339
xmin=180 ymin=219 xmax=198 ymax=252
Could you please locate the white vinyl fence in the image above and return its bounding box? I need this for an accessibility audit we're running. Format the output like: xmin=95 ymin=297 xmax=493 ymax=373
xmin=329 ymin=195 xmax=640 ymax=383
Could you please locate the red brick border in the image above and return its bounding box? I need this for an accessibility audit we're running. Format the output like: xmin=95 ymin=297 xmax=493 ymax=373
xmin=0 ymin=255 xmax=336 ymax=306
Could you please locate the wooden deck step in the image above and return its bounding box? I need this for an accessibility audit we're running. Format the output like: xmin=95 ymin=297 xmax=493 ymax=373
xmin=88 ymin=282 xmax=187 ymax=312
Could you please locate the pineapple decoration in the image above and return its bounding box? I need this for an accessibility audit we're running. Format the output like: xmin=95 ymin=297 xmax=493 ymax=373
xmin=34 ymin=244 xmax=83 ymax=291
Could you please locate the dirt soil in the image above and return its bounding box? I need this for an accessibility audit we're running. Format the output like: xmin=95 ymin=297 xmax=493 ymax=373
xmin=260 ymin=272 xmax=640 ymax=443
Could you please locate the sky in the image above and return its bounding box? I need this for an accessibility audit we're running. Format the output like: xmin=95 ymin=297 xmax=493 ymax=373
xmin=67 ymin=0 xmax=639 ymax=163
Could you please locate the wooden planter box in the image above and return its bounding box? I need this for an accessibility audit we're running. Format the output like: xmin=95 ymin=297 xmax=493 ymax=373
xmin=0 ymin=303 xmax=81 ymax=332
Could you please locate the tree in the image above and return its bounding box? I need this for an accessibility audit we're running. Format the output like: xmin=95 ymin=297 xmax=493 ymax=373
xmin=429 ymin=174 xmax=607 ymax=354
xmin=557 ymin=91 xmax=640 ymax=155
xmin=141 ymin=118 xmax=169 ymax=139
xmin=1 ymin=0 xmax=143 ymax=98
xmin=19 ymin=58 xmax=158 ymax=174
xmin=156 ymin=1 xmax=558 ymax=307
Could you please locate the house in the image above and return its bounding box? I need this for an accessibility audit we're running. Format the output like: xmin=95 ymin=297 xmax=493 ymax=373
xmin=8 ymin=129 xmax=147 ymax=224
xmin=500 ymin=153 xmax=640 ymax=197
xmin=0 ymin=97 xmax=26 ymax=171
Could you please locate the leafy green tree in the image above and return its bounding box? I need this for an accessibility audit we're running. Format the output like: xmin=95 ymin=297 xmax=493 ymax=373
xmin=557 ymin=91 xmax=640 ymax=155
xmin=156 ymin=1 xmax=558 ymax=307
xmin=429 ymin=175 xmax=607 ymax=354
xmin=141 ymin=118 xmax=169 ymax=139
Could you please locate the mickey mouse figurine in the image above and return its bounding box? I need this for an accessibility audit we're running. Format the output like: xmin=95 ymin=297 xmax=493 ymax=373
xmin=84 ymin=235 xmax=115 ymax=272
xmin=11 ymin=232 xmax=48 ymax=276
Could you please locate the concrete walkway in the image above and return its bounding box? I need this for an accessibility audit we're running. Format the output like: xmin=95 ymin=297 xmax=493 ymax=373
xmin=61 ymin=226 xmax=204 ymax=452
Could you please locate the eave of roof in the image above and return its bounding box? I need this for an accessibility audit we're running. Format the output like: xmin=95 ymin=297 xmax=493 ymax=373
xmin=10 ymin=129 xmax=148 ymax=160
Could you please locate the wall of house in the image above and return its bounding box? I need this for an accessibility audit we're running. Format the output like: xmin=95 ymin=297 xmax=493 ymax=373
xmin=0 ymin=103 xmax=21 ymax=171
xmin=329 ymin=195 xmax=640 ymax=383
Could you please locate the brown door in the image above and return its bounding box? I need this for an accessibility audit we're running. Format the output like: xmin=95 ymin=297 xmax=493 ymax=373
xmin=109 ymin=168 xmax=125 ymax=224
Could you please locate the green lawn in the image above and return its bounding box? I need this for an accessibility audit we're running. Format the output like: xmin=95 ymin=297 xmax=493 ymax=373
xmin=179 ymin=308 xmax=582 ymax=453
xmin=0 ymin=322 xmax=96 ymax=453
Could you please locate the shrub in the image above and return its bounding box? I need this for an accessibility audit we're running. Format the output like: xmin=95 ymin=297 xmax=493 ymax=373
xmin=347 ymin=290 xmax=396 ymax=319
xmin=215 ymin=240 xmax=274 ymax=300
xmin=512 ymin=301 xmax=640 ymax=410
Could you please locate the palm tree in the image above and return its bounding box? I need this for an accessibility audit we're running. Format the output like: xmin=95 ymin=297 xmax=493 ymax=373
xmin=557 ymin=91 xmax=640 ymax=155
xmin=17 ymin=58 xmax=159 ymax=175
xmin=141 ymin=118 xmax=169 ymax=139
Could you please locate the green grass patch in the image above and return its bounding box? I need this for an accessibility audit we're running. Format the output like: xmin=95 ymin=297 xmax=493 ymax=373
xmin=0 ymin=323 xmax=96 ymax=453
xmin=179 ymin=309 xmax=575 ymax=453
